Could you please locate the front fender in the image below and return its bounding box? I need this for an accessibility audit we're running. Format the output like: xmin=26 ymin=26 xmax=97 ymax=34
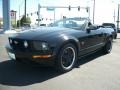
xmin=49 ymin=34 xmax=80 ymax=57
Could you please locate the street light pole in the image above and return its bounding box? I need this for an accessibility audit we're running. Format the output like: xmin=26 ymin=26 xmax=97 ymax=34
xmin=117 ymin=4 xmax=120 ymax=31
xmin=112 ymin=1 xmax=116 ymax=23
xmin=93 ymin=0 xmax=95 ymax=24
xmin=114 ymin=9 xmax=115 ymax=23
xmin=54 ymin=9 xmax=55 ymax=23
xmin=38 ymin=4 xmax=40 ymax=26
xmin=19 ymin=5 xmax=20 ymax=28
xmin=25 ymin=0 xmax=27 ymax=19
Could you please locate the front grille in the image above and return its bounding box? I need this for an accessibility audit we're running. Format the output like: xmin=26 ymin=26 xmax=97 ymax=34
xmin=9 ymin=38 xmax=30 ymax=51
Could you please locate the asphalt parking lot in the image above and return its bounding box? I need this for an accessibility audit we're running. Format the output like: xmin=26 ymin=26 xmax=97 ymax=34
xmin=0 ymin=33 xmax=120 ymax=90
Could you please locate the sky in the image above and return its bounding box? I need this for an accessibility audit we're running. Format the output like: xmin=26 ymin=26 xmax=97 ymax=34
xmin=0 ymin=0 xmax=120 ymax=24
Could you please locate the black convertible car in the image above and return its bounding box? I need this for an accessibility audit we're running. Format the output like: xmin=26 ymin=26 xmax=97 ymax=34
xmin=6 ymin=17 xmax=114 ymax=72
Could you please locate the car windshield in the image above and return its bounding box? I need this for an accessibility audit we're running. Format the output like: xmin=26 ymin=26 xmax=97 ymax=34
xmin=48 ymin=18 xmax=87 ymax=30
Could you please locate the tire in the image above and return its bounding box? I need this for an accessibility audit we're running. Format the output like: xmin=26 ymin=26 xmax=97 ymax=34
xmin=55 ymin=44 xmax=77 ymax=72
xmin=103 ymin=38 xmax=113 ymax=54
xmin=114 ymin=34 xmax=117 ymax=39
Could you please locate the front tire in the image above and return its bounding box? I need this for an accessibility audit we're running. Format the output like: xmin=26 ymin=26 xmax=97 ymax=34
xmin=56 ymin=44 xmax=77 ymax=72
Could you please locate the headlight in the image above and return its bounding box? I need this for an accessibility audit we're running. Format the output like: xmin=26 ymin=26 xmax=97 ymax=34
xmin=24 ymin=41 xmax=28 ymax=48
xmin=41 ymin=42 xmax=49 ymax=50
xmin=33 ymin=41 xmax=49 ymax=50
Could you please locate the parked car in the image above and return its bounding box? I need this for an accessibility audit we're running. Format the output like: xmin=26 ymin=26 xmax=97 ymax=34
xmin=6 ymin=17 xmax=114 ymax=72
xmin=102 ymin=23 xmax=117 ymax=39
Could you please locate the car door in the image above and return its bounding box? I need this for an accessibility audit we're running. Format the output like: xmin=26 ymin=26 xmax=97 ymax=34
xmin=89 ymin=26 xmax=105 ymax=50
xmin=78 ymin=22 xmax=97 ymax=55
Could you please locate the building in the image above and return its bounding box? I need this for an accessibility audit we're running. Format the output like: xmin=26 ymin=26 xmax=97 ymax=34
xmin=0 ymin=10 xmax=17 ymax=29
xmin=10 ymin=10 xmax=17 ymax=28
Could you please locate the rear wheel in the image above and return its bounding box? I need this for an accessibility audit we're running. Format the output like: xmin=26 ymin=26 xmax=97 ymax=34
xmin=114 ymin=34 xmax=117 ymax=39
xmin=56 ymin=44 xmax=77 ymax=72
xmin=103 ymin=38 xmax=113 ymax=54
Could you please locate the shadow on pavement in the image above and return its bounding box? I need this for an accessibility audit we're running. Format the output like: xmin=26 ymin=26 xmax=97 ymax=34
xmin=75 ymin=51 xmax=105 ymax=68
xmin=0 ymin=51 xmax=105 ymax=86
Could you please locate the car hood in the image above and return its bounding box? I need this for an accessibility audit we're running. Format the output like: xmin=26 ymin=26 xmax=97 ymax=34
xmin=10 ymin=27 xmax=81 ymax=40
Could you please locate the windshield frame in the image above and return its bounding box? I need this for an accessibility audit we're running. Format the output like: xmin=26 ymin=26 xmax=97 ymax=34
xmin=48 ymin=17 xmax=88 ymax=30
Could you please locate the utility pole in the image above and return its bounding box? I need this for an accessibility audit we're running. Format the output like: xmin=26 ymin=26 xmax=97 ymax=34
xmin=117 ymin=4 xmax=119 ymax=31
xmin=93 ymin=0 xmax=95 ymax=24
xmin=19 ymin=5 xmax=21 ymax=28
xmin=88 ymin=7 xmax=90 ymax=19
xmin=38 ymin=4 xmax=40 ymax=26
xmin=25 ymin=0 xmax=27 ymax=19
xmin=54 ymin=9 xmax=55 ymax=23
xmin=113 ymin=10 xmax=115 ymax=23
xmin=112 ymin=1 xmax=116 ymax=23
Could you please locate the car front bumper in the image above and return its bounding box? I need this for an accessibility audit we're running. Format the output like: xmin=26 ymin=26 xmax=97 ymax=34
xmin=6 ymin=44 xmax=55 ymax=66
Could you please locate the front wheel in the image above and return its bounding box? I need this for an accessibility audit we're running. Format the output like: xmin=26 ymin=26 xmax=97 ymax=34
xmin=56 ymin=44 xmax=77 ymax=72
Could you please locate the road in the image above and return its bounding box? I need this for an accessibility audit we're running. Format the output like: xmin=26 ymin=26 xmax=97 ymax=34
xmin=0 ymin=33 xmax=120 ymax=90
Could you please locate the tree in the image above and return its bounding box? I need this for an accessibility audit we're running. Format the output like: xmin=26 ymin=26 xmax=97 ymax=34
xmin=20 ymin=15 xmax=26 ymax=26
xmin=17 ymin=20 xmax=20 ymax=27
xmin=26 ymin=16 xmax=31 ymax=24
xmin=20 ymin=15 xmax=31 ymax=26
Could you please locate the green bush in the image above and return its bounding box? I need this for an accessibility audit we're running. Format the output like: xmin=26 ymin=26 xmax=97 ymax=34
xmin=20 ymin=15 xmax=31 ymax=26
